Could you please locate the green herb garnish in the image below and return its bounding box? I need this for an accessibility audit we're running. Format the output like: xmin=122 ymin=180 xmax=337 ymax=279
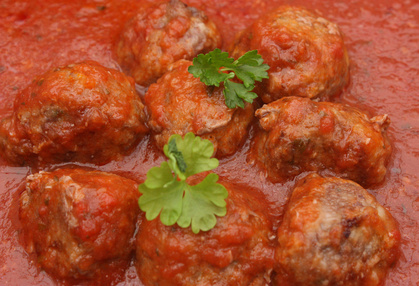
xmin=188 ymin=49 xmax=269 ymax=109
xmin=138 ymin=133 xmax=228 ymax=234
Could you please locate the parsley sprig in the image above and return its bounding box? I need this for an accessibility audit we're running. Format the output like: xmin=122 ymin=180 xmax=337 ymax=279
xmin=138 ymin=133 xmax=228 ymax=234
xmin=188 ymin=49 xmax=270 ymax=108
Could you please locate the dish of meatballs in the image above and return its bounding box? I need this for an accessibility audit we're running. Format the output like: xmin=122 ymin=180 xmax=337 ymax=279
xmin=0 ymin=0 xmax=418 ymax=285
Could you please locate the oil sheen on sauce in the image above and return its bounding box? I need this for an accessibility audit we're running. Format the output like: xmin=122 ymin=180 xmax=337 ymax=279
xmin=0 ymin=0 xmax=418 ymax=285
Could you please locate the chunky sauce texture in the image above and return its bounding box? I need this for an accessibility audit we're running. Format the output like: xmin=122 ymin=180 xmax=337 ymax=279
xmin=0 ymin=0 xmax=418 ymax=285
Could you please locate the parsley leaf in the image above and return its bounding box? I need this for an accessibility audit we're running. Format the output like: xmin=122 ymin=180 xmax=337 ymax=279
xmin=188 ymin=49 xmax=269 ymax=109
xmin=224 ymin=80 xmax=258 ymax=109
xmin=165 ymin=133 xmax=219 ymax=178
xmin=138 ymin=133 xmax=228 ymax=234
xmin=187 ymin=49 xmax=234 ymax=87
xmin=230 ymin=50 xmax=269 ymax=87
xmin=177 ymin=174 xmax=227 ymax=233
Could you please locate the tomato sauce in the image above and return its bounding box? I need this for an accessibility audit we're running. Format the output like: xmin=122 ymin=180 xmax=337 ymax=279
xmin=0 ymin=0 xmax=418 ymax=285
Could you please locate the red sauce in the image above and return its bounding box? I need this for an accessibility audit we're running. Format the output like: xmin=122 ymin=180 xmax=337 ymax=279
xmin=0 ymin=0 xmax=418 ymax=285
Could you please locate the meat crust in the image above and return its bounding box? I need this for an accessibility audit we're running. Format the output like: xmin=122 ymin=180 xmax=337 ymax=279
xmin=230 ymin=6 xmax=349 ymax=103
xmin=144 ymin=59 xmax=254 ymax=157
xmin=19 ymin=168 xmax=140 ymax=280
xmin=274 ymin=174 xmax=401 ymax=286
xmin=252 ymin=96 xmax=391 ymax=187
xmin=0 ymin=61 xmax=148 ymax=165
xmin=135 ymin=183 xmax=275 ymax=286
xmin=116 ymin=0 xmax=221 ymax=86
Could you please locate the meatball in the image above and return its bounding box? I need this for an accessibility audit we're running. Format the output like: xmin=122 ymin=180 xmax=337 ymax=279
xmin=275 ymin=174 xmax=401 ymax=286
xmin=116 ymin=0 xmax=221 ymax=86
xmin=144 ymin=60 xmax=254 ymax=157
xmin=0 ymin=61 xmax=148 ymax=165
xmin=19 ymin=168 xmax=140 ymax=280
xmin=230 ymin=6 xmax=349 ymax=103
xmin=251 ymin=96 xmax=391 ymax=187
xmin=135 ymin=183 xmax=275 ymax=286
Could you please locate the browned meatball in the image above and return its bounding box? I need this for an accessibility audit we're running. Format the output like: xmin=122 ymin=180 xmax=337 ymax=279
xmin=135 ymin=183 xmax=275 ymax=286
xmin=275 ymin=174 xmax=401 ymax=286
xmin=0 ymin=61 xmax=148 ymax=166
xmin=230 ymin=6 xmax=349 ymax=103
xmin=116 ymin=0 xmax=221 ymax=86
xmin=19 ymin=168 xmax=140 ymax=281
xmin=251 ymin=97 xmax=391 ymax=187
xmin=144 ymin=60 xmax=254 ymax=157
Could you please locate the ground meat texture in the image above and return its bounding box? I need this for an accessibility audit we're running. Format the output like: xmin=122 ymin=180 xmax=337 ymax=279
xmin=116 ymin=0 xmax=221 ymax=86
xmin=144 ymin=59 xmax=254 ymax=157
xmin=135 ymin=183 xmax=275 ymax=286
xmin=19 ymin=168 xmax=140 ymax=281
xmin=0 ymin=61 xmax=148 ymax=166
xmin=230 ymin=6 xmax=349 ymax=103
xmin=251 ymin=96 xmax=391 ymax=187
xmin=274 ymin=174 xmax=401 ymax=286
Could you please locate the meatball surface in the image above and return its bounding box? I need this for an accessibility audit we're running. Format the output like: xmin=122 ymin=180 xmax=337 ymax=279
xmin=135 ymin=183 xmax=275 ymax=286
xmin=0 ymin=61 xmax=148 ymax=165
xmin=144 ymin=60 xmax=254 ymax=157
xmin=19 ymin=168 xmax=140 ymax=281
xmin=230 ymin=6 xmax=349 ymax=103
xmin=275 ymin=174 xmax=400 ymax=286
xmin=252 ymin=96 xmax=391 ymax=187
xmin=116 ymin=0 xmax=221 ymax=86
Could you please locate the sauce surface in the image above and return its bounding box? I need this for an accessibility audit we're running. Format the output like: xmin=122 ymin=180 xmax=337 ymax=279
xmin=0 ymin=0 xmax=418 ymax=285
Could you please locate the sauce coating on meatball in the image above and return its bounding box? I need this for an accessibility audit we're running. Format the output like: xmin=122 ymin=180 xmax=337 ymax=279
xmin=251 ymin=96 xmax=391 ymax=187
xmin=135 ymin=182 xmax=275 ymax=286
xmin=230 ymin=6 xmax=349 ymax=103
xmin=0 ymin=61 xmax=148 ymax=166
xmin=144 ymin=59 xmax=254 ymax=158
xmin=275 ymin=174 xmax=401 ymax=286
xmin=116 ymin=0 xmax=221 ymax=86
xmin=19 ymin=168 xmax=140 ymax=282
